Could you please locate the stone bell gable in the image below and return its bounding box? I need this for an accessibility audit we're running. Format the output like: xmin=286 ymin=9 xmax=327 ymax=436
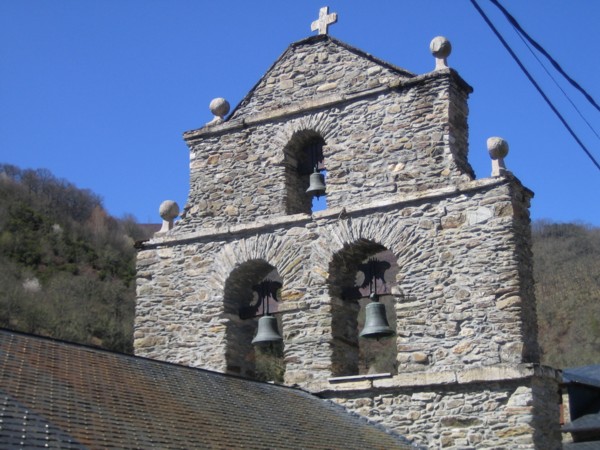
xmin=178 ymin=35 xmax=475 ymax=230
xmin=135 ymin=15 xmax=562 ymax=449
xmin=228 ymin=35 xmax=414 ymax=120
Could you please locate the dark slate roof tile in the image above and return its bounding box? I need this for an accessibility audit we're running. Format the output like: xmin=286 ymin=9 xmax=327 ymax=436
xmin=563 ymin=413 xmax=600 ymax=433
xmin=563 ymin=442 xmax=600 ymax=449
xmin=564 ymin=365 xmax=600 ymax=389
xmin=0 ymin=329 xmax=417 ymax=449
xmin=0 ymin=393 xmax=87 ymax=449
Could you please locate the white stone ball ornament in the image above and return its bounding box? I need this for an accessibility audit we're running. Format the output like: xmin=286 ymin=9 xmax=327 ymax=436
xmin=487 ymin=137 xmax=509 ymax=159
xmin=430 ymin=36 xmax=451 ymax=70
xmin=487 ymin=137 xmax=509 ymax=177
xmin=159 ymin=200 xmax=180 ymax=220
xmin=158 ymin=200 xmax=180 ymax=233
xmin=206 ymin=98 xmax=230 ymax=126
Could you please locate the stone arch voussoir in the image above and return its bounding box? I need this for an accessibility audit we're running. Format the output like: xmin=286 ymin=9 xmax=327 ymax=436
xmin=209 ymin=233 xmax=307 ymax=293
xmin=270 ymin=112 xmax=341 ymax=165
xmin=311 ymin=215 xmax=423 ymax=289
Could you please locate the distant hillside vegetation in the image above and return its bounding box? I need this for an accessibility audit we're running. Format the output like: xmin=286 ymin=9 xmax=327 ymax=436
xmin=0 ymin=164 xmax=153 ymax=352
xmin=533 ymin=221 xmax=600 ymax=368
xmin=1 ymin=164 xmax=598 ymax=367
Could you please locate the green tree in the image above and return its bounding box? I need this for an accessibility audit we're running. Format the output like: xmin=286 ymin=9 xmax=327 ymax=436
xmin=0 ymin=164 xmax=152 ymax=353
xmin=533 ymin=221 xmax=600 ymax=368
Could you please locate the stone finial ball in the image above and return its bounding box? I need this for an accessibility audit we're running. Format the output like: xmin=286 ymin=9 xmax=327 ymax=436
xmin=430 ymin=36 xmax=452 ymax=58
xmin=159 ymin=200 xmax=180 ymax=221
xmin=487 ymin=137 xmax=509 ymax=159
xmin=209 ymin=98 xmax=230 ymax=118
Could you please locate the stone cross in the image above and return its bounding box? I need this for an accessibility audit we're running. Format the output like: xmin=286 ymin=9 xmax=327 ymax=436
xmin=311 ymin=6 xmax=338 ymax=35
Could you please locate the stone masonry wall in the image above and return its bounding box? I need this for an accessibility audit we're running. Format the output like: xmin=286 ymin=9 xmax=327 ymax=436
xmin=135 ymin=34 xmax=560 ymax=448
xmin=135 ymin=176 xmax=560 ymax=448
xmin=229 ymin=36 xmax=414 ymax=121
xmin=510 ymin=184 xmax=541 ymax=363
xmin=136 ymin=177 xmax=538 ymax=380
xmin=179 ymin=40 xmax=473 ymax=230
xmin=448 ymin=75 xmax=474 ymax=179
xmin=322 ymin=369 xmax=561 ymax=449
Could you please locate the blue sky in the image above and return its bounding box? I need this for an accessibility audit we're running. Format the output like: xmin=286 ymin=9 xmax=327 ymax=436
xmin=1 ymin=1 xmax=599 ymax=225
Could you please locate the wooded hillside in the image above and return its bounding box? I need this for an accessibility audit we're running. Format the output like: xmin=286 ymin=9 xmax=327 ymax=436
xmin=0 ymin=164 xmax=598 ymax=367
xmin=0 ymin=164 xmax=152 ymax=352
xmin=533 ymin=221 xmax=600 ymax=368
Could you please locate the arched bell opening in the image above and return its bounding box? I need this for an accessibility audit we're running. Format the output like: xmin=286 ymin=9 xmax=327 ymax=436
xmin=328 ymin=240 xmax=399 ymax=377
xmin=283 ymin=130 xmax=327 ymax=215
xmin=223 ymin=260 xmax=285 ymax=382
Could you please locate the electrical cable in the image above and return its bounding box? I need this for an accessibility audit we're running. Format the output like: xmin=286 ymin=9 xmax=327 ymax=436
xmin=489 ymin=0 xmax=600 ymax=114
xmin=514 ymin=26 xmax=600 ymax=143
xmin=470 ymin=0 xmax=600 ymax=172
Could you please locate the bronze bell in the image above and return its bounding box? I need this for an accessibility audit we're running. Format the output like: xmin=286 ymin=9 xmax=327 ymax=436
xmin=306 ymin=169 xmax=326 ymax=197
xmin=252 ymin=315 xmax=283 ymax=345
xmin=359 ymin=301 xmax=395 ymax=340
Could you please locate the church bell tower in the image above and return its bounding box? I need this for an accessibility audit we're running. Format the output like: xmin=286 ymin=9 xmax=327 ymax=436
xmin=135 ymin=8 xmax=562 ymax=449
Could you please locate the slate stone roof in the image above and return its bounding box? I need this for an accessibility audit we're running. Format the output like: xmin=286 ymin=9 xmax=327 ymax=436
xmin=562 ymin=365 xmax=600 ymax=448
xmin=0 ymin=329 xmax=415 ymax=449
xmin=563 ymin=364 xmax=600 ymax=389
xmin=562 ymin=412 xmax=600 ymax=433
xmin=564 ymin=443 xmax=600 ymax=450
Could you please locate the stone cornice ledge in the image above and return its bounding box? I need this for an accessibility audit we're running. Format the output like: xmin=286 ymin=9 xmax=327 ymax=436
xmin=312 ymin=364 xmax=561 ymax=394
xmin=183 ymin=69 xmax=470 ymax=141
xmin=144 ymin=212 xmax=313 ymax=249
xmin=141 ymin=177 xmax=510 ymax=249
xmin=313 ymin=177 xmax=507 ymax=221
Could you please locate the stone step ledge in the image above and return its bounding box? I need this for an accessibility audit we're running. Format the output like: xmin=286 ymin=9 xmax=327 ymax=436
xmin=141 ymin=177 xmax=510 ymax=249
xmin=183 ymin=69 xmax=469 ymax=141
xmin=316 ymin=364 xmax=561 ymax=393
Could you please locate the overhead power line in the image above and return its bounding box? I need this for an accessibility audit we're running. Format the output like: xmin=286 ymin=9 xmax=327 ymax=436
xmin=469 ymin=0 xmax=600 ymax=172
xmin=489 ymin=0 xmax=600 ymax=143
xmin=515 ymin=25 xmax=600 ymax=143
xmin=488 ymin=0 xmax=600 ymax=114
